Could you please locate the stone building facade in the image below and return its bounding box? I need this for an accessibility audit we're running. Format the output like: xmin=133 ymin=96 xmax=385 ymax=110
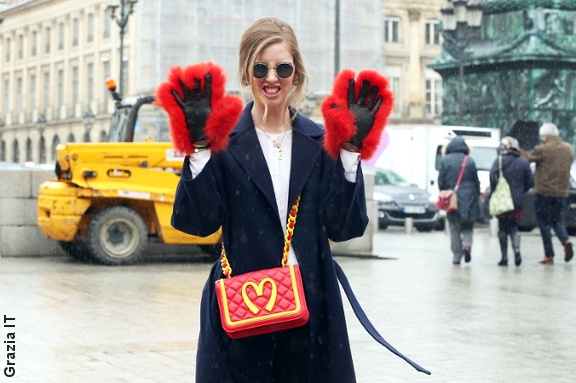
xmin=383 ymin=0 xmax=446 ymax=124
xmin=0 ymin=0 xmax=446 ymax=165
xmin=0 ymin=0 xmax=137 ymax=164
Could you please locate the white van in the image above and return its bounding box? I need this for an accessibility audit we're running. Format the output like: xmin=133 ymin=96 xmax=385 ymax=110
xmin=375 ymin=125 xmax=501 ymax=226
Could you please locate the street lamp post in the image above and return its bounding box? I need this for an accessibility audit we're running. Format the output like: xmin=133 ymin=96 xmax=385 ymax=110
xmin=440 ymin=0 xmax=483 ymax=125
xmin=82 ymin=109 xmax=95 ymax=142
xmin=107 ymin=0 xmax=138 ymax=98
xmin=37 ymin=115 xmax=47 ymax=163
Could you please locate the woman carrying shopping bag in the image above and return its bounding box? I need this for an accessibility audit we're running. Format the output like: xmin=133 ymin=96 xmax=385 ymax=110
xmin=438 ymin=136 xmax=480 ymax=265
xmin=489 ymin=136 xmax=534 ymax=266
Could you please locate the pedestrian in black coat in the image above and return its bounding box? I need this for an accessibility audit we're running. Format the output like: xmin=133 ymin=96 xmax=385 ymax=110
xmin=438 ymin=136 xmax=481 ymax=264
xmin=489 ymin=136 xmax=534 ymax=266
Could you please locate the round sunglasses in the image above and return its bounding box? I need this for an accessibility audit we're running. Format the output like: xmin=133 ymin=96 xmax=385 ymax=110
xmin=253 ymin=63 xmax=294 ymax=79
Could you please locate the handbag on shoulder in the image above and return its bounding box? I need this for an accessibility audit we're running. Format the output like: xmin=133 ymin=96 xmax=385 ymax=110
xmin=489 ymin=156 xmax=515 ymax=216
xmin=215 ymin=196 xmax=309 ymax=339
xmin=436 ymin=155 xmax=468 ymax=212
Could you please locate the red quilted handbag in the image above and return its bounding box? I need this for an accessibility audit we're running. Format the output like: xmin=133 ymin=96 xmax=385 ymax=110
xmin=215 ymin=196 xmax=309 ymax=339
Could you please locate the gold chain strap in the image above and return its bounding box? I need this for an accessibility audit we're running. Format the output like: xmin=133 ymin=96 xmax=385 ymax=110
xmin=220 ymin=195 xmax=301 ymax=278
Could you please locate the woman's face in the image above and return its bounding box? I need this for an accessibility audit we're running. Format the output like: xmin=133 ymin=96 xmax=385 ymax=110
xmin=251 ymin=42 xmax=297 ymax=110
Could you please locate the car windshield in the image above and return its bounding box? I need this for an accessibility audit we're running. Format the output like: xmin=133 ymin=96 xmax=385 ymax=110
xmin=374 ymin=169 xmax=411 ymax=187
xmin=472 ymin=146 xmax=498 ymax=171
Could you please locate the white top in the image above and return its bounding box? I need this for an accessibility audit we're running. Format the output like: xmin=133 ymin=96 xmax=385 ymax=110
xmin=188 ymin=130 xmax=361 ymax=265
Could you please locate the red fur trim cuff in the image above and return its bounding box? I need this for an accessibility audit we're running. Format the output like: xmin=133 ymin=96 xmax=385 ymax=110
xmin=321 ymin=69 xmax=394 ymax=160
xmin=155 ymin=62 xmax=243 ymax=155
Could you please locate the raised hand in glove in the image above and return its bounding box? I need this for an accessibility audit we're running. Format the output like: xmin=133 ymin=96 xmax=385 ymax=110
xmin=321 ymin=69 xmax=394 ymax=159
xmin=171 ymin=75 xmax=212 ymax=144
xmin=347 ymin=78 xmax=383 ymax=149
xmin=155 ymin=62 xmax=244 ymax=154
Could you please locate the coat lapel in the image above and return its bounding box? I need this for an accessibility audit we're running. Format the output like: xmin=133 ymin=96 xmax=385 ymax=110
xmin=288 ymin=116 xmax=322 ymax=207
xmin=228 ymin=103 xmax=324 ymax=217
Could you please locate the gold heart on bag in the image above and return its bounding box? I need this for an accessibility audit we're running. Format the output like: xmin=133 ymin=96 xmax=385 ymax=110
xmin=241 ymin=278 xmax=278 ymax=314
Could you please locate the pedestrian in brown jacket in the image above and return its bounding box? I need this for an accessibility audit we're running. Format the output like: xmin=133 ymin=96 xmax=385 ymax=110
xmin=521 ymin=122 xmax=574 ymax=264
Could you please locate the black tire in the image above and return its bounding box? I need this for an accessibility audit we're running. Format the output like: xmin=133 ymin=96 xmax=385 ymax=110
xmin=415 ymin=224 xmax=434 ymax=232
xmin=58 ymin=240 xmax=91 ymax=261
xmin=86 ymin=206 xmax=148 ymax=265
xmin=433 ymin=219 xmax=446 ymax=231
xmin=198 ymin=244 xmax=222 ymax=261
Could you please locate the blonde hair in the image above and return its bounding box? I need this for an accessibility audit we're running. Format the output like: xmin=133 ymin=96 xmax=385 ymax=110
xmin=238 ymin=17 xmax=310 ymax=122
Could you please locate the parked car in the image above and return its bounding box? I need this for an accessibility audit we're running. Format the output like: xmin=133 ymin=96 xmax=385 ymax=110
xmin=517 ymin=162 xmax=576 ymax=234
xmin=366 ymin=167 xmax=442 ymax=232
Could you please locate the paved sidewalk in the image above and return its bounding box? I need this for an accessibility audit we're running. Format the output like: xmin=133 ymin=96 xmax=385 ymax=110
xmin=0 ymin=226 xmax=574 ymax=382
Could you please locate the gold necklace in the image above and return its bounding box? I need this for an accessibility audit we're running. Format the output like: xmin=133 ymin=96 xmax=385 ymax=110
xmin=255 ymin=120 xmax=291 ymax=160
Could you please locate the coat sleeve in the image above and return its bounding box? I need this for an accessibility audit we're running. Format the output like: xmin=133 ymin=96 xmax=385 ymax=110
xmin=171 ymin=156 xmax=224 ymax=237
xmin=322 ymin=157 xmax=368 ymax=242
xmin=524 ymin=161 xmax=535 ymax=192
xmin=521 ymin=146 xmax=544 ymax=164
xmin=489 ymin=159 xmax=499 ymax=191
xmin=438 ymin=158 xmax=451 ymax=191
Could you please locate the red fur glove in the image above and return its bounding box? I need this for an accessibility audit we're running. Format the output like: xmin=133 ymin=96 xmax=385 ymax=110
xmin=155 ymin=62 xmax=244 ymax=154
xmin=321 ymin=69 xmax=394 ymax=159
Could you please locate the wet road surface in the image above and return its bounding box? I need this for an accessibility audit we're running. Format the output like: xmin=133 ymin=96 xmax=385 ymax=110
xmin=0 ymin=226 xmax=574 ymax=382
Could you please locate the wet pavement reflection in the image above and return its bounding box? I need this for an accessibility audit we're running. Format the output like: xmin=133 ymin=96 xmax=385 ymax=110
xmin=0 ymin=227 xmax=574 ymax=382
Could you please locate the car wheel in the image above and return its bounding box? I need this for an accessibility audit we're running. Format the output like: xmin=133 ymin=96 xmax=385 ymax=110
xmin=378 ymin=222 xmax=389 ymax=230
xmin=58 ymin=240 xmax=91 ymax=261
xmin=415 ymin=224 xmax=434 ymax=232
xmin=198 ymin=244 xmax=222 ymax=261
xmin=433 ymin=219 xmax=445 ymax=231
xmin=86 ymin=206 xmax=148 ymax=266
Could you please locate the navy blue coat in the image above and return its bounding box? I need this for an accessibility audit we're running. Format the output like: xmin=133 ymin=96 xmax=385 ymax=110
xmin=438 ymin=136 xmax=481 ymax=223
xmin=489 ymin=151 xmax=534 ymax=210
xmin=172 ymin=103 xmax=368 ymax=382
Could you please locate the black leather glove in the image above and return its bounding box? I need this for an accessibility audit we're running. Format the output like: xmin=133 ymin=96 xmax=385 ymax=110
xmin=347 ymin=79 xmax=383 ymax=148
xmin=170 ymin=74 xmax=212 ymax=143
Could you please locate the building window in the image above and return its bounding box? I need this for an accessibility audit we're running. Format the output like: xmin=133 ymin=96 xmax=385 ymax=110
xmin=384 ymin=17 xmax=400 ymax=43
xmin=3 ymin=80 xmax=9 ymax=114
xmin=72 ymin=66 xmax=79 ymax=105
xmin=102 ymin=60 xmax=111 ymax=101
xmin=57 ymin=70 xmax=64 ymax=106
xmin=12 ymin=139 xmax=20 ymax=163
xmin=26 ymin=138 xmax=33 ymax=162
xmin=72 ymin=18 xmax=79 ymax=46
xmin=39 ymin=136 xmax=46 ymax=164
xmin=5 ymin=38 xmax=10 ymax=62
xmin=58 ymin=22 xmax=64 ymax=50
xmin=122 ymin=59 xmax=129 ymax=95
xmin=426 ymin=78 xmax=443 ymax=116
xmin=17 ymin=78 xmax=23 ymax=112
xmin=45 ymin=27 xmax=51 ymax=53
xmin=389 ymin=77 xmax=401 ymax=115
xmin=87 ymin=14 xmax=94 ymax=43
xmin=0 ymin=140 xmax=6 ymax=161
xmin=43 ymin=72 xmax=50 ymax=109
xmin=18 ymin=35 xmax=23 ymax=59
xmin=103 ymin=9 xmax=111 ymax=39
xmin=87 ymin=63 xmax=94 ymax=103
xmin=30 ymin=75 xmax=36 ymax=110
xmin=51 ymin=136 xmax=60 ymax=162
xmin=426 ymin=19 xmax=440 ymax=45
xmin=31 ymin=31 xmax=37 ymax=56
